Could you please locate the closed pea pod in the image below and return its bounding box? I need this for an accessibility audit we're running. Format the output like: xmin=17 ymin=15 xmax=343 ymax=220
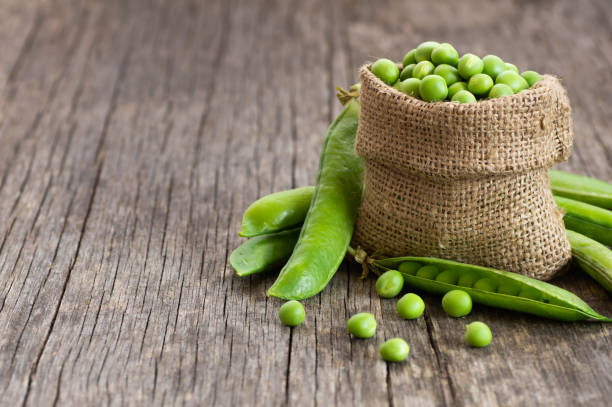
xmin=549 ymin=170 xmax=612 ymax=209
xmin=566 ymin=230 xmax=612 ymax=295
xmin=554 ymin=195 xmax=612 ymax=246
xmin=230 ymin=228 xmax=301 ymax=276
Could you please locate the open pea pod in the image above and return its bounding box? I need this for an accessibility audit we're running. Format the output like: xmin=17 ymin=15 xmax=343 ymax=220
xmin=373 ymin=256 xmax=611 ymax=322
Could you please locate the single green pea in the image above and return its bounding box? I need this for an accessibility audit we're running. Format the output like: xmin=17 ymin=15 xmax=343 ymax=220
xmin=447 ymin=82 xmax=468 ymax=99
xmin=415 ymin=41 xmax=440 ymax=62
xmin=431 ymin=43 xmax=459 ymax=66
xmin=347 ymin=312 xmax=377 ymax=338
xmin=482 ymin=55 xmax=506 ymax=80
xmin=451 ymin=90 xmax=477 ymax=103
xmin=402 ymin=49 xmax=417 ymax=67
xmin=521 ymin=70 xmax=541 ymax=87
xmin=517 ymin=75 xmax=529 ymax=91
xmin=457 ymin=272 xmax=479 ymax=287
xmin=433 ymin=64 xmax=460 ymax=86
xmin=497 ymin=281 xmax=520 ymax=296
xmin=376 ymin=270 xmax=404 ymax=298
xmin=457 ymin=53 xmax=484 ymax=80
xmin=371 ymin=58 xmax=400 ymax=85
xmin=518 ymin=286 xmax=542 ymax=301
xmin=419 ymin=75 xmax=448 ymax=102
xmin=400 ymin=64 xmax=416 ymax=81
xmin=416 ymin=265 xmax=440 ymax=280
xmin=505 ymin=62 xmax=519 ymax=74
xmin=473 ymin=278 xmax=498 ymax=292
xmin=488 ymin=83 xmax=514 ymax=99
xmin=412 ymin=61 xmax=435 ymax=80
xmin=495 ymin=70 xmax=523 ymax=93
xmin=278 ymin=300 xmax=305 ymax=327
xmin=396 ymin=293 xmax=425 ymax=319
xmin=398 ymin=261 xmax=422 ymax=275
xmin=442 ymin=290 xmax=472 ymax=317
xmin=465 ymin=321 xmax=492 ymax=347
xmin=380 ymin=338 xmax=410 ymax=362
xmin=435 ymin=270 xmax=459 ymax=285
xmin=468 ymin=73 xmax=494 ymax=96
xmin=396 ymin=78 xmax=421 ymax=98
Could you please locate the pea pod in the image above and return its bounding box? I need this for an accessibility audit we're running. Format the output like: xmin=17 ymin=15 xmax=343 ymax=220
xmin=239 ymin=186 xmax=314 ymax=237
xmin=567 ymin=230 xmax=612 ymax=295
xmin=230 ymin=228 xmax=300 ymax=276
xmin=364 ymin=253 xmax=610 ymax=322
xmin=267 ymin=99 xmax=364 ymax=300
xmin=555 ymin=195 xmax=612 ymax=246
xmin=550 ymin=170 xmax=612 ymax=209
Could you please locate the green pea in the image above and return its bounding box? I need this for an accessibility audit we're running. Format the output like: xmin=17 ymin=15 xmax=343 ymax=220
xmin=465 ymin=321 xmax=492 ymax=347
xmin=488 ymin=83 xmax=514 ymax=99
xmin=419 ymin=75 xmax=448 ymax=102
xmin=396 ymin=78 xmax=421 ymax=98
xmin=505 ymin=62 xmax=519 ymax=74
xmin=371 ymin=58 xmax=399 ymax=85
xmin=433 ymin=64 xmax=460 ymax=86
xmin=451 ymin=90 xmax=476 ymax=103
xmin=398 ymin=261 xmax=422 ymax=276
xmin=519 ymin=286 xmax=542 ymax=301
xmin=380 ymin=338 xmax=410 ymax=362
xmin=415 ymin=41 xmax=440 ymax=62
xmin=482 ymin=55 xmax=506 ymax=80
xmin=517 ymin=75 xmax=529 ymax=91
xmin=447 ymin=82 xmax=468 ymax=99
xmin=396 ymin=293 xmax=425 ymax=319
xmin=376 ymin=270 xmax=404 ymax=298
xmin=435 ymin=270 xmax=459 ymax=285
xmin=457 ymin=272 xmax=478 ymax=287
xmin=347 ymin=312 xmax=377 ymax=338
xmin=442 ymin=290 xmax=472 ymax=317
xmin=457 ymin=53 xmax=484 ymax=80
xmin=431 ymin=43 xmax=459 ymax=66
xmin=521 ymin=70 xmax=541 ymax=87
xmin=468 ymin=73 xmax=494 ymax=96
xmin=412 ymin=60 xmax=435 ymax=80
xmin=278 ymin=300 xmax=305 ymax=327
xmin=495 ymin=70 xmax=523 ymax=93
xmin=416 ymin=265 xmax=440 ymax=279
xmin=402 ymin=49 xmax=417 ymax=67
xmin=473 ymin=278 xmax=498 ymax=292
xmin=400 ymin=64 xmax=416 ymax=81
xmin=497 ymin=281 xmax=521 ymax=296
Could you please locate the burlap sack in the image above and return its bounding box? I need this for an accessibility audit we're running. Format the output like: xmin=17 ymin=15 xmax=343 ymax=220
xmin=353 ymin=65 xmax=573 ymax=280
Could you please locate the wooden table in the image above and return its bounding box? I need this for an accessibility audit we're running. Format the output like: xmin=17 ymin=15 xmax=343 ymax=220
xmin=1 ymin=0 xmax=611 ymax=405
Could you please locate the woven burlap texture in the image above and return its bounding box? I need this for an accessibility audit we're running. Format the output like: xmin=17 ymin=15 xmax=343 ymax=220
xmin=353 ymin=65 xmax=573 ymax=280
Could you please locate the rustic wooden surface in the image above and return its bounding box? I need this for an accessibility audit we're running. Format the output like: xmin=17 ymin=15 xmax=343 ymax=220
xmin=0 ymin=0 xmax=611 ymax=405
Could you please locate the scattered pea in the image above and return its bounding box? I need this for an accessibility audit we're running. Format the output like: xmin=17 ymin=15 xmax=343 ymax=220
xmin=431 ymin=43 xmax=459 ymax=66
xmin=482 ymin=55 xmax=506 ymax=80
xmin=396 ymin=78 xmax=421 ymax=98
xmin=278 ymin=300 xmax=305 ymax=327
xmin=505 ymin=62 xmax=519 ymax=74
xmin=415 ymin=41 xmax=440 ymax=62
xmin=468 ymin=73 xmax=494 ymax=96
xmin=372 ymin=58 xmax=399 ymax=85
xmin=442 ymin=290 xmax=472 ymax=317
xmin=413 ymin=60 xmax=435 ymax=80
xmin=400 ymin=64 xmax=416 ymax=81
xmin=435 ymin=270 xmax=459 ymax=285
xmin=457 ymin=53 xmax=484 ymax=80
xmin=433 ymin=64 xmax=460 ymax=86
xmin=380 ymin=338 xmax=410 ymax=362
xmin=447 ymin=81 xmax=468 ymax=99
xmin=402 ymin=49 xmax=417 ymax=67
xmin=398 ymin=261 xmax=422 ymax=275
xmin=347 ymin=312 xmax=377 ymax=338
xmin=419 ymin=75 xmax=448 ymax=102
xmin=495 ymin=70 xmax=523 ymax=93
xmin=376 ymin=270 xmax=404 ymax=298
xmin=465 ymin=321 xmax=492 ymax=347
xmin=416 ymin=265 xmax=440 ymax=279
xmin=451 ymin=90 xmax=477 ymax=103
xmin=488 ymin=83 xmax=514 ymax=99
xmin=397 ymin=293 xmax=425 ymax=319
xmin=521 ymin=70 xmax=541 ymax=87
xmin=473 ymin=278 xmax=498 ymax=292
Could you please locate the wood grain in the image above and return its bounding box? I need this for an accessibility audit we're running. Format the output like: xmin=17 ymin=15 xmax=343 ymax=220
xmin=0 ymin=0 xmax=610 ymax=406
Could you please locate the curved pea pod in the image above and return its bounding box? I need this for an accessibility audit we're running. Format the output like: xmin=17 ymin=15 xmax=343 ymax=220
xmin=230 ymin=228 xmax=301 ymax=277
xmin=374 ymin=256 xmax=610 ymax=322
xmin=267 ymin=99 xmax=364 ymax=300
xmin=555 ymin=195 xmax=612 ymax=246
xmin=567 ymin=230 xmax=612 ymax=295
xmin=239 ymin=186 xmax=314 ymax=237
xmin=549 ymin=170 xmax=612 ymax=209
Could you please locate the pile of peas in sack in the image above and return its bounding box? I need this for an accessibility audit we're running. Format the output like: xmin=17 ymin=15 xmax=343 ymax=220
xmin=230 ymin=40 xmax=612 ymax=364
xmin=371 ymin=41 xmax=541 ymax=102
